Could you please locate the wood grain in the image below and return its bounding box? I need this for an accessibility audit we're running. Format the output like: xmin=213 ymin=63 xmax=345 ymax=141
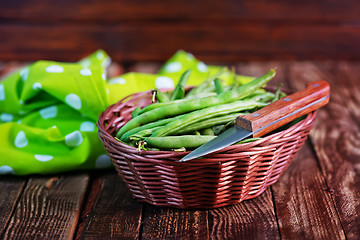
xmin=1 ymin=23 xmax=360 ymax=62
xmin=1 ymin=0 xmax=360 ymax=22
xmin=141 ymin=204 xmax=208 ymax=240
xmin=2 ymin=174 xmax=89 ymax=240
xmin=289 ymin=62 xmax=360 ymax=240
xmin=272 ymin=141 xmax=345 ymax=239
xmin=0 ymin=177 xmax=26 ymax=237
xmin=208 ymin=189 xmax=279 ymax=240
xmin=77 ymin=171 xmax=143 ymax=240
xmin=2 ymin=1 xmax=360 ymax=62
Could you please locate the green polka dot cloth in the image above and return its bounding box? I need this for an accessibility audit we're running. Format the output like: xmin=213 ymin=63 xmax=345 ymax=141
xmin=0 ymin=50 xmax=253 ymax=175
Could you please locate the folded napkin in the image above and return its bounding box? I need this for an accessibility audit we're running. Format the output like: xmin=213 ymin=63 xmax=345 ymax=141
xmin=0 ymin=50 xmax=251 ymax=175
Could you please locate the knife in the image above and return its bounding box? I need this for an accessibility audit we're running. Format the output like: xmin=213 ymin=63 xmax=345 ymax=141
xmin=179 ymin=80 xmax=330 ymax=162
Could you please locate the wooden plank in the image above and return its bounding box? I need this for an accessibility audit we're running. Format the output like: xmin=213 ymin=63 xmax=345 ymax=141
xmin=272 ymin=141 xmax=346 ymax=239
xmin=76 ymin=171 xmax=143 ymax=239
xmin=1 ymin=23 xmax=360 ymax=62
xmin=2 ymin=174 xmax=89 ymax=240
xmin=289 ymin=61 xmax=360 ymax=239
xmin=244 ymin=61 xmax=345 ymax=238
xmin=208 ymin=189 xmax=279 ymax=239
xmin=1 ymin=0 xmax=360 ymax=22
xmin=0 ymin=177 xmax=26 ymax=237
xmin=141 ymin=204 xmax=208 ymax=240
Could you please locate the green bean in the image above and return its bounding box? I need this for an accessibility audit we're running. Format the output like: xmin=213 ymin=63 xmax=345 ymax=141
xmin=200 ymin=128 xmax=215 ymax=136
xmin=120 ymin=115 xmax=182 ymax=141
xmin=145 ymin=135 xmax=216 ymax=149
xmin=170 ymin=70 xmax=191 ymax=100
xmin=185 ymin=67 xmax=227 ymax=97
xmin=237 ymin=137 xmax=261 ymax=144
xmin=116 ymin=69 xmax=276 ymax=138
xmin=131 ymin=107 xmax=141 ymax=118
xmin=123 ymin=91 xmax=273 ymax=141
xmin=271 ymin=83 xmax=284 ymax=103
xmin=129 ymin=126 xmax=162 ymax=140
xmin=137 ymin=97 xmax=187 ymax=115
xmin=214 ymin=78 xmax=225 ymax=94
xmin=175 ymin=112 xmax=240 ymax=135
xmin=155 ymin=89 xmax=170 ymax=103
xmin=161 ymin=92 xmax=274 ymax=136
xmin=151 ymin=99 xmax=268 ymax=137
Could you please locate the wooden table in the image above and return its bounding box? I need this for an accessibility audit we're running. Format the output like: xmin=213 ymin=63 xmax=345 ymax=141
xmin=0 ymin=61 xmax=359 ymax=240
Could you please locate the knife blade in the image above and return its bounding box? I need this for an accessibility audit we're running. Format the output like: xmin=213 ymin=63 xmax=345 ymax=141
xmin=179 ymin=80 xmax=330 ymax=162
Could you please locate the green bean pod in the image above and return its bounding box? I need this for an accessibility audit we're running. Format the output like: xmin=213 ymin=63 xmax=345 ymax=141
xmin=185 ymin=68 xmax=226 ymax=97
xmin=170 ymin=70 xmax=191 ymax=100
xmin=116 ymin=69 xmax=276 ymax=138
xmin=151 ymin=99 xmax=268 ymax=137
xmin=156 ymin=89 xmax=170 ymax=103
xmin=131 ymin=107 xmax=141 ymax=118
xmin=200 ymin=128 xmax=215 ymax=136
xmin=175 ymin=112 xmax=240 ymax=135
xmin=214 ymin=78 xmax=225 ymax=94
xmin=120 ymin=115 xmax=182 ymax=141
xmin=145 ymin=135 xmax=217 ymax=149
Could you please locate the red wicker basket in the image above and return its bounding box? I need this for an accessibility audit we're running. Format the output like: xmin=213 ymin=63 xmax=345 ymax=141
xmin=97 ymin=89 xmax=316 ymax=209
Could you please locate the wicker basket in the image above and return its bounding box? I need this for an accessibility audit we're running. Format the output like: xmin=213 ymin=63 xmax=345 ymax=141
xmin=97 ymin=89 xmax=316 ymax=209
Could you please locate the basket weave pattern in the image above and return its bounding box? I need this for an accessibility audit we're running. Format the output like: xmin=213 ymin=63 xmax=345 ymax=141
xmin=98 ymin=90 xmax=316 ymax=209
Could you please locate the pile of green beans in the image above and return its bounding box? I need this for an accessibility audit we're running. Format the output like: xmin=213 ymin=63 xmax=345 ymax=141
xmin=116 ymin=68 xmax=282 ymax=151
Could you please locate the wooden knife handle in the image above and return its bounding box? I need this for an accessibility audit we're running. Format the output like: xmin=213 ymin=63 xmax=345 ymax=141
xmin=236 ymin=80 xmax=330 ymax=137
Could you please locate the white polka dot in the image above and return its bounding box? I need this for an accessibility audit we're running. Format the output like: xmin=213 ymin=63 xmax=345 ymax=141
xmin=34 ymin=154 xmax=53 ymax=162
xmin=163 ymin=62 xmax=182 ymax=73
xmin=106 ymin=88 xmax=109 ymax=95
xmin=96 ymin=154 xmax=112 ymax=169
xmin=96 ymin=51 xmax=105 ymax=60
xmin=0 ymin=165 xmax=15 ymax=174
xmin=40 ymin=106 xmax=57 ymax=119
xmin=32 ymin=82 xmax=42 ymax=90
xmin=155 ymin=76 xmax=174 ymax=89
xmin=65 ymin=93 xmax=82 ymax=110
xmin=0 ymin=113 xmax=13 ymax=122
xmin=108 ymin=77 xmax=126 ymax=85
xmin=19 ymin=100 xmax=24 ymax=105
xmin=187 ymin=53 xmax=195 ymax=60
xmin=0 ymin=83 xmax=5 ymax=101
xmin=65 ymin=131 xmax=83 ymax=147
xmin=102 ymin=72 xmax=106 ymax=80
xmin=80 ymin=121 xmax=95 ymax=132
xmin=80 ymin=68 xmax=92 ymax=76
xmin=197 ymin=62 xmax=208 ymax=72
xmin=79 ymin=59 xmax=91 ymax=67
xmin=20 ymin=67 xmax=29 ymax=81
xmin=45 ymin=65 xmax=64 ymax=73
xmin=17 ymin=119 xmax=22 ymax=124
xmin=15 ymin=131 xmax=28 ymax=148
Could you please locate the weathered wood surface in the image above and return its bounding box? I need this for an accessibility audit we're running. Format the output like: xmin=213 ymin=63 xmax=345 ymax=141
xmin=1 ymin=1 xmax=360 ymax=62
xmin=289 ymin=62 xmax=360 ymax=240
xmin=76 ymin=172 xmax=143 ymax=240
xmin=1 ymin=61 xmax=360 ymax=239
xmin=2 ymin=174 xmax=89 ymax=240
xmin=0 ymin=176 xmax=26 ymax=236
xmin=208 ymin=189 xmax=279 ymax=240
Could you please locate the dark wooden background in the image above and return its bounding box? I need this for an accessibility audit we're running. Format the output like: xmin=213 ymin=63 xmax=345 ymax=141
xmin=1 ymin=0 xmax=360 ymax=63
